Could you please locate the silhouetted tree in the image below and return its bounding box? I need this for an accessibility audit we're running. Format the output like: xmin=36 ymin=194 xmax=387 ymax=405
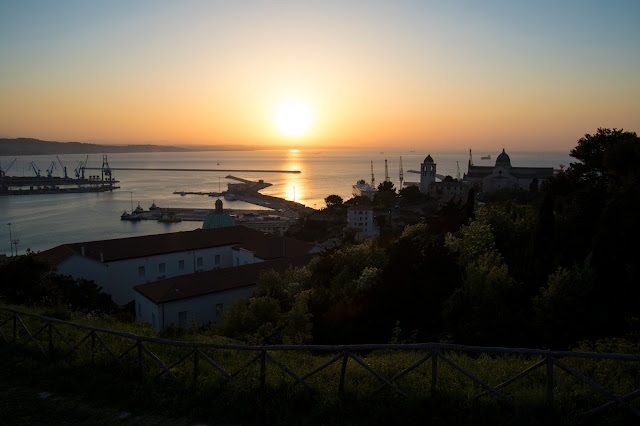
xmin=324 ymin=194 xmax=344 ymax=209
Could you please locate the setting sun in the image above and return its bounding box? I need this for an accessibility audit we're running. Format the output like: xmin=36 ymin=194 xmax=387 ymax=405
xmin=274 ymin=102 xmax=313 ymax=137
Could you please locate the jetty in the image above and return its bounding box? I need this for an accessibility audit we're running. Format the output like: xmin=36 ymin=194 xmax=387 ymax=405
xmin=85 ymin=167 xmax=300 ymax=173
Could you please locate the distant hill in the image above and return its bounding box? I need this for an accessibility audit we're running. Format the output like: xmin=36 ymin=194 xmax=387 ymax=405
xmin=0 ymin=138 xmax=255 ymax=156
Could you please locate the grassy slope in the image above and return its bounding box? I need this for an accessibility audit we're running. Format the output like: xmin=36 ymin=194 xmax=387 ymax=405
xmin=1 ymin=306 xmax=639 ymax=425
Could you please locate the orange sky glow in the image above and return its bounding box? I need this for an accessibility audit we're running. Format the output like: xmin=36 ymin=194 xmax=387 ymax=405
xmin=1 ymin=1 xmax=639 ymax=152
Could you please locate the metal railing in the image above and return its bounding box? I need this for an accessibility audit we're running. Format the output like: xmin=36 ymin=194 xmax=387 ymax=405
xmin=1 ymin=307 xmax=639 ymax=418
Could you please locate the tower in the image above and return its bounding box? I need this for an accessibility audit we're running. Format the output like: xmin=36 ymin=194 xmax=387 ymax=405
xmin=419 ymin=154 xmax=436 ymax=194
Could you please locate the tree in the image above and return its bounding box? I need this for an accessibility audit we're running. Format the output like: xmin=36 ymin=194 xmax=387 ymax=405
xmin=377 ymin=180 xmax=396 ymax=193
xmin=568 ymin=128 xmax=640 ymax=189
xmin=324 ymin=194 xmax=344 ymax=209
xmin=374 ymin=181 xmax=396 ymax=206
xmin=398 ymin=185 xmax=424 ymax=204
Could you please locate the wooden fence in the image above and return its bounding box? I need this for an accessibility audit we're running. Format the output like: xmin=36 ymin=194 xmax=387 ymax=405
xmin=1 ymin=306 xmax=639 ymax=418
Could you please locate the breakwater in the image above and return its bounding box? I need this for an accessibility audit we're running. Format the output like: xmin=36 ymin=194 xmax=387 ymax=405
xmin=84 ymin=167 xmax=301 ymax=173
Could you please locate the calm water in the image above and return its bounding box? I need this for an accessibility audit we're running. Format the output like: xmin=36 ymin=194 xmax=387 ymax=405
xmin=0 ymin=148 xmax=572 ymax=256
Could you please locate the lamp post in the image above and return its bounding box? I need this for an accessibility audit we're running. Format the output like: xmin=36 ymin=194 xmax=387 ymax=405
xmin=6 ymin=223 xmax=12 ymax=257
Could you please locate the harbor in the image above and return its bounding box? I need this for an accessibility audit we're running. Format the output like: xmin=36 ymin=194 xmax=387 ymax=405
xmin=1 ymin=155 xmax=119 ymax=195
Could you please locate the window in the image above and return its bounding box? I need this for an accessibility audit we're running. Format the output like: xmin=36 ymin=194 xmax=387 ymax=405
xmin=138 ymin=266 xmax=145 ymax=278
xmin=196 ymin=257 xmax=203 ymax=268
xmin=215 ymin=254 xmax=221 ymax=265
xmin=178 ymin=260 xmax=185 ymax=271
xmin=178 ymin=311 xmax=188 ymax=327
xmin=159 ymin=263 xmax=166 ymax=274
xmin=215 ymin=303 xmax=224 ymax=322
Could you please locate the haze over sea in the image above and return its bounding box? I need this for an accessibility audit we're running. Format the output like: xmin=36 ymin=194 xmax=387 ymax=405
xmin=0 ymin=148 xmax=571 ymax=256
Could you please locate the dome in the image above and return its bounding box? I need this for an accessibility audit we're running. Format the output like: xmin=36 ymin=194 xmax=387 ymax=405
xmin=495 ymin=149 xmax=511 ymax=165
xmin=202 ymin=199 xmax=236 ymax=229
xmin=423 ymin=154 xmax=434 ymax=163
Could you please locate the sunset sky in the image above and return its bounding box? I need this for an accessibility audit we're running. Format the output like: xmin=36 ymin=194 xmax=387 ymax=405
xmin=1 ymin=1 xmax=639 ymax=151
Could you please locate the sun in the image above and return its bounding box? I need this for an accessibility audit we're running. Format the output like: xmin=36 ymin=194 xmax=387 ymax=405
xmin=274 ymin=102 xmax=313 ymax=137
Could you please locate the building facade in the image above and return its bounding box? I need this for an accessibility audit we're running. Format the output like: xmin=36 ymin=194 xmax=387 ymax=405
xmin=39 ymin=225 xmax=321 ymax=306
xmin=463 ymin=149 xmax=554 ymax=194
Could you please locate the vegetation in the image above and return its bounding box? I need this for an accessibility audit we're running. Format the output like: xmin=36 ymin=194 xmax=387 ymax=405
xmin=0 ymin=252 xmax=118 ymax=317
xmin=225 ymin=128 xmax=640 ymax=350
xmin=1 ymin=128 xmax=640 ymax=423
xmin=2 ymin=306 xmax=640 ymax=425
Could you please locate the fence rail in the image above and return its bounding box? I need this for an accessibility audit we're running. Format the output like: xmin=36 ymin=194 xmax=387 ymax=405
xmin=1 ymin=307 xmax=639 ymax=418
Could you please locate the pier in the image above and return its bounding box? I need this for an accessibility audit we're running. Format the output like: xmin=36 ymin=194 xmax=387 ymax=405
xmin=85 ymin=167 xmax=300 ymax=173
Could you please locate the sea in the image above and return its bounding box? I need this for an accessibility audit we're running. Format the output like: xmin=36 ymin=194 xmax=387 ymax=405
xmin=0 ymin=148 xmax=573 ymax=256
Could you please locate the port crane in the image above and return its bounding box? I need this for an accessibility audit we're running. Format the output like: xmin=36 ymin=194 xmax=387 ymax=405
xmin=74 ymin=155 xmax=88 ymax=180
xmin=0 ymin=157 xmax=17 ymax=178
xmin=101 ymin=155 xmax=113 ymax=184
xmin=46 ymin=161 xmax=56 ymax=177
xmin=56 ymin=155 xmax=68 ymax=178
xmin=370 ymin=161 xmax=375 ymax=188
xmin=30 ymin=161 xmax=41 ymax=186
xmin=384 ymin=159 xmax=390 ymax=182
xmin=46 ymin=161 xmax=57 ymax=187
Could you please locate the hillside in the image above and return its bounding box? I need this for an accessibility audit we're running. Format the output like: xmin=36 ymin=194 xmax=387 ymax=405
xmin=0 ymin=138 xmax=255 ymax=156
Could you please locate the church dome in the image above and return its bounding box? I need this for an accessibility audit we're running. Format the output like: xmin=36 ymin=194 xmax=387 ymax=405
xmin=424 ymin=154 xmax=434 ymax=163
xmin=202 ymin=199 xmax=236 ymax=229
xmin=495 ymin=149 xmax=511 ymax=165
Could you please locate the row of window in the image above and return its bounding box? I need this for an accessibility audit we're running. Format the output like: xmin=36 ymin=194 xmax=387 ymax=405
xmin=137 ymin=255 xmax=222 ymax=278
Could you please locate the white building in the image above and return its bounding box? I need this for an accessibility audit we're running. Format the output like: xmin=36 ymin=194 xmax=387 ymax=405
xmin=345 ymin=206 xmax=379 ymax=242
xmin=463 ymin=149 xmax=554 ymax=193
xmin=352 ymin=179 xmax=377 ymax=200
xmin=419 ymin=155 xmax=437 ymax=194
xmin=39 ymin=225 xmax=321 ymax=306
xmin=134 ymin=256 xmax=311 ymax=329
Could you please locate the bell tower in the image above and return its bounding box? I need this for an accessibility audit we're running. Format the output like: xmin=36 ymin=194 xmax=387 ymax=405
xmin=420 ymin=154 xmax=436 ymax=194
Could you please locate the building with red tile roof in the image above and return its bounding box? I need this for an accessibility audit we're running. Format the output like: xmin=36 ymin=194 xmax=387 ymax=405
xmin=38 ymin=225 xmax=321 ymax=306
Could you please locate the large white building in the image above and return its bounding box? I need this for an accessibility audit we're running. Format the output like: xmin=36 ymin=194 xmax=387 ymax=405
xmin=463 ymin=149 xmax=554 ymax=193
xmin=39 ymin=225 xmax=321 ymax=306
xmin=345 ymin=206 xmax=379 ymax=242
xmin=134 ymin=256 xmax=312 ymax=329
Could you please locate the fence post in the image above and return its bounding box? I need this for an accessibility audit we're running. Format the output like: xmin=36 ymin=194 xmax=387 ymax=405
xmin=260 ymin=350 xmax=266 ymax=387
xmin=48 ymin=321 xmax=53 ymax=354
xmin=339 ymin=351 xmax=349 ymax=395
xmin=193 ymin=348 xmax=199 ymax=387
xmin=546 ymin=354 xmax=554 ymax=407
xmin=431 ymin=348 xmax=438 ymax=392
xmin=138 ymin=340 xmax=144 ymax=380
xmin=91 ymin=331 xmax=96 ymax=363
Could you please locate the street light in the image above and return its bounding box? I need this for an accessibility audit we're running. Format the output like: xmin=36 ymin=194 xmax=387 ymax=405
xmin=6 ymin=223 xmax=12 ymax=257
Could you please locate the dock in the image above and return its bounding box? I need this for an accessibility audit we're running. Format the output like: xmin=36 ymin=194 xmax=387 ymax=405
xmin=85 ymin=167 xmax=300 ymax=173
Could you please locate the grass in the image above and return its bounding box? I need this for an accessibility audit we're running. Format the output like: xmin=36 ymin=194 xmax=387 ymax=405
xmin=1 ymin=306 xmax=640 ymax=425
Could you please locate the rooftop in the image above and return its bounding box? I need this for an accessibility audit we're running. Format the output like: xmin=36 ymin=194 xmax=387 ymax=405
xmin=39 ymin=225 xmax=319 ymax=264
xmin=135 ymin=256 xmax=313 ymax=304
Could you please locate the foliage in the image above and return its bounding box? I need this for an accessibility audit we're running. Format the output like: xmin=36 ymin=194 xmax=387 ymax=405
xmin=0 ymin=252 xmax=116 ymax=314
xmin=324 ymin=194 xmax=344 ymax=209
xmin=533 ymin=257 xmax=598 ymax=346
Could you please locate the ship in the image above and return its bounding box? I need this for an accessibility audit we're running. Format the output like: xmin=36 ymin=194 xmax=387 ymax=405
xmin=481 ymin=155 xmax=491 ymax=160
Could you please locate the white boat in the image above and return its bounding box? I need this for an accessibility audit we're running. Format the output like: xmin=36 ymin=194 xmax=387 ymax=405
xmin=149 ymin=201 xmax=158 ymax=210
xmin=134 ymin=203 xmax=144 ymax=213
xmin=481 ymin=155 xmax=491 ymax=160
